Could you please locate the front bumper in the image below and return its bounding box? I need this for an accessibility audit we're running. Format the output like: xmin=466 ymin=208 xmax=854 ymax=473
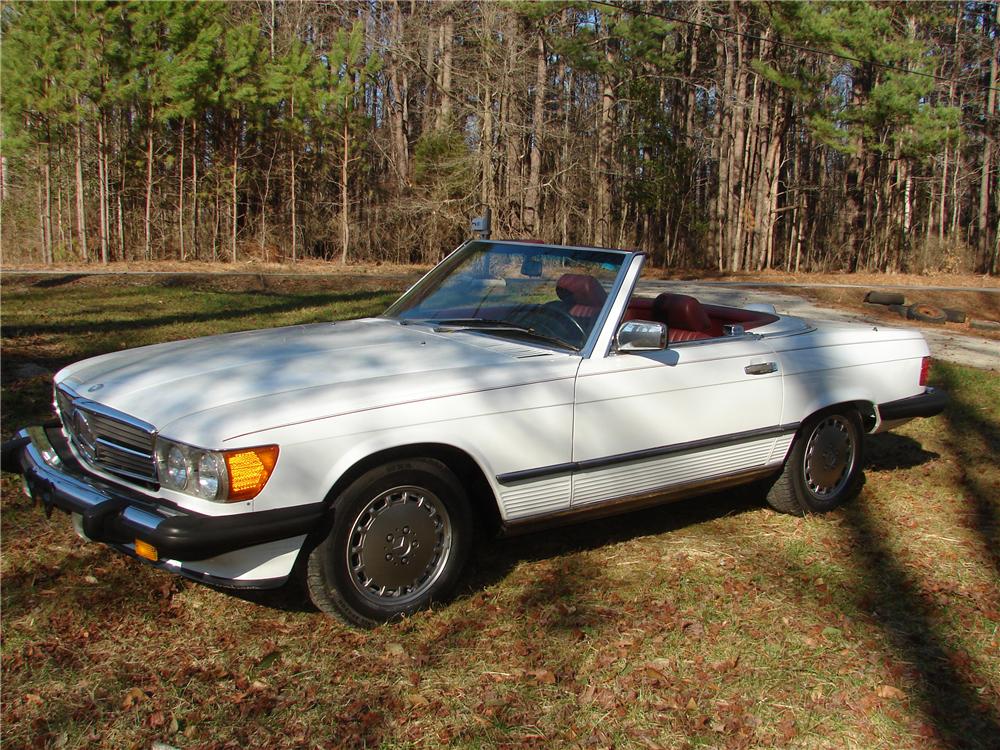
xmin=2 ymin=424 xmax=325 ymax=587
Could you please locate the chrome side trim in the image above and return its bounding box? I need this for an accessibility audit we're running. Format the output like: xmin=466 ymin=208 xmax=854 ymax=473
xmin=501 ymin=465 xmax=777 ymax=536
xmin=496 ymin=423 xmax=800 ymax=485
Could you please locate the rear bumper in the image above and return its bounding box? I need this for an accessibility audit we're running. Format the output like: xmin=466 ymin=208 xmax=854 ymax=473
xmin=878 ymin=388 xmax=948 ymax=422
xmin=2 ymin=425 xmax=324 ymax=588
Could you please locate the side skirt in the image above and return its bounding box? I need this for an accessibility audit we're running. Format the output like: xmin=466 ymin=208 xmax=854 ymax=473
xmin=500 ymin=465 xmax=778 ymax=537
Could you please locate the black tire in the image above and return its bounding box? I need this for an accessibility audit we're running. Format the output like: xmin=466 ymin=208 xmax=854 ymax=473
xmin=765 ymin=409 xmax=865 ymax=516
xmin=864 ymin=290 xmax=905 ymax=306
xmin=970 ymin=318 xmax=1000 ymax=332
xmin=943 ymin=307 xmax=966 ymax=324
xmin=907 ymin=303 xmax=947 ymax=324
xmin=306 ymin=458 xmax=472 ymax=628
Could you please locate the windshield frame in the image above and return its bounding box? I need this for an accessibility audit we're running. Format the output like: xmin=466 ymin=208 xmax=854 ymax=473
xmin=382 ymin=240 xmax=638 ymax=356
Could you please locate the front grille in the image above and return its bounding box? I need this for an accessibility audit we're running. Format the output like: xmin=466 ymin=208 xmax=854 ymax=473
xmin=56 ymin=386 xmax=158 ymax=486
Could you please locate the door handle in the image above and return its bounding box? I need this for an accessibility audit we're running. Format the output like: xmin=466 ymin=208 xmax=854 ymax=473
xmin=745 ymin=362 xmax=778 ymax=375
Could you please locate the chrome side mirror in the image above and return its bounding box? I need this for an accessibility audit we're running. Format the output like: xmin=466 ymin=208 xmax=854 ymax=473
xmin=616 ymin=320 xmax=668 ymax=352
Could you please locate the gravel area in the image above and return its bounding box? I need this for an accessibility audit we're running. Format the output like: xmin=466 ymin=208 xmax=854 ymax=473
xmin=638 ymin=280 xmax=999 ymax=371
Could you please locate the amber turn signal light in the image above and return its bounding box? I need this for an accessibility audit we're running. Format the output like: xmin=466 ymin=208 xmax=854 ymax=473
xmin=135 ymin=539 xmax=158 ymax=561
xmin=223 ymin=445 xmax=279 ymax=501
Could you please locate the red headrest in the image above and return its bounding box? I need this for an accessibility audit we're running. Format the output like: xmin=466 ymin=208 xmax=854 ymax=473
xmin=556 ymin=274 xmax=607 ymax=308
xmin=653 ymin=293 xmax=712 ymax=332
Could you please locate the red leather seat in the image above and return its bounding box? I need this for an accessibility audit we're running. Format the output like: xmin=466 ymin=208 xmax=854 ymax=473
xmin=653 ymin=293 xmax=714 ymax=342
xmin=556 ymin=274 xmax=607 ymax=318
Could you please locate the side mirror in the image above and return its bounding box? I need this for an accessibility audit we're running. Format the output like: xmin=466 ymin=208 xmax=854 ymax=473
xmin=616 ymin=320 xmax=668 ymax=352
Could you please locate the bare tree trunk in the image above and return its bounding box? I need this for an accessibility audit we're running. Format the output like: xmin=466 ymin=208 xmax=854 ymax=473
xmin=436 ymin=12 xmax=453 ymax=129
xmin=74 ymin=106 xmax=88 ymax=261
xmin=178 ymin=118 xmax=185 ymax=260
xmin=980 ymin=15 xmax=998 ymax=268
xmin=145 ymin=108 xmax=154 ymax=260
xmin=288 ymin=92 xmax=298 ymax=261
xmin=231 ymin=133 xmax=238 ymax=263
xmin=96 ymin=115 xmax=109 ymax=264
xmin=938 ymin=143 xmax=949 ymax=243
xmin=42 ymin=139 xmax=53 ymax=264
xmin=341 ymin=114 xmax=350 ymax=264
xmin=595 ymin=40 xmax=615 ymax=247
xmin=191 ymin=118 xmax=199 ymax=258
xmin=524 ymin=31 xmax=546 ymax=235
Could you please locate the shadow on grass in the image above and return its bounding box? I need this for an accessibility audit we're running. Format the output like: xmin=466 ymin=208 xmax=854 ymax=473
xmin=2 ymin=288 xmax=389 ymax=339
xmin=31 ymin=274 xmax=86 ymax=288
xmin=210 ymin=485 xmax=766 ymax=620
xmin=841 ymin=499 xmax=1000 ymax=748
xmin=463 ymin=483 xmax=764 ymax=610
xmin=935 ymin=367 xmax=1000 ymax=578
xmin=866 ymin=432 xmax=939 ymax=471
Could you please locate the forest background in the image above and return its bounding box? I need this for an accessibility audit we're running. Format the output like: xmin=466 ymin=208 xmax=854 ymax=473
xmin=1 ymin=0 xmax=997 ymax=275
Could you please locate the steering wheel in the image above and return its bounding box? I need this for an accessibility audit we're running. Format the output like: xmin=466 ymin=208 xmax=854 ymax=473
xmin=515 ymin=304 xmax=587 ymax=349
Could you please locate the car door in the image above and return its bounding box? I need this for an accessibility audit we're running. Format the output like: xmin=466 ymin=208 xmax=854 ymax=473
xmin=571 ymin=332 xmax=789 ymax=508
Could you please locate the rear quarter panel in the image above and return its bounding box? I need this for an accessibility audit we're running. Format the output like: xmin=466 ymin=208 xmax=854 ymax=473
xmin=770 ymin=324 xmax=930 ymax=428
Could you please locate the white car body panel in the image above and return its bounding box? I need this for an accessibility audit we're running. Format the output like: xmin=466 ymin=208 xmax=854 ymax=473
xmin=19 ymin=243 xmax=940 ymax=589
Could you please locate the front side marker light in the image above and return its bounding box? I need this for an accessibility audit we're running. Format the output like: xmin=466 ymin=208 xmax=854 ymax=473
xmin=135 ymin=539 xmax=158 ymax=561
xmin=224 ymin=446 xmax=279 ymax=501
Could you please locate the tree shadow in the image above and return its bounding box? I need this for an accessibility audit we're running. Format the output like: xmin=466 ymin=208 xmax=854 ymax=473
xmin=31 ymin=274 xmax=86 ymax=288
xmin=2 ymin=288 xmax=388 ymax=339
xmin=461 ymin=483 xmax=764 ymax=608
xmin=840 ymin=500 xmax=1000 ymax=749
xmin=934 ymin=367 xmax=1000 ymax=579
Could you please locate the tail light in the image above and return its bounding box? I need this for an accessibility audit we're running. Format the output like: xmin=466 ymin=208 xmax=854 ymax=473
xmin=919 ymin=356 xmax=931 ymax=387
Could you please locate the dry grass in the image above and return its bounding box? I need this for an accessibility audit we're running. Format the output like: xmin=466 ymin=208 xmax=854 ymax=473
xmin=1 ymin=274 xmax=998 ymax=750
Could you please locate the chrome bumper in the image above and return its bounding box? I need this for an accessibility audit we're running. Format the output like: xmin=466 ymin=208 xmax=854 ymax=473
xmin=2 ymin=425 xmax=325 ymax=587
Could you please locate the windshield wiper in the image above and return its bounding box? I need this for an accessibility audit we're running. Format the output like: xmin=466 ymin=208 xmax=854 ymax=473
xmin=426 ymin=318 xmax=578 ymax=351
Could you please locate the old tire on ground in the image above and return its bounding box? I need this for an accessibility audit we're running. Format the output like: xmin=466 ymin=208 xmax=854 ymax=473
xmin=765 ymin=409 xmax=865 ymax=516
xmin=970 ymin=318 xmax=1000 ymax=331
xmin=907 ymin=303 xmax=947 ymax=324
xmin=943 ymin=307 xmax=966 ymax=324
xmin=306 ymin=458 xmax=472 ymax=627
xmin=864 ymin=290 xmax=905 ymax=306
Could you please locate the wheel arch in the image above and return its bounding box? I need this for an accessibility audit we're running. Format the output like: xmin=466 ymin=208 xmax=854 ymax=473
xmin=792 ymin=397 xmax=878 ymax=437
xmin=320 ymin=442 xmax=502 ymax=535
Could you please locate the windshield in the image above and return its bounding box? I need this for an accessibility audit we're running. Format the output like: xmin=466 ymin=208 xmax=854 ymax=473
xmin=383 ymin=241 xmax=628 ymax=350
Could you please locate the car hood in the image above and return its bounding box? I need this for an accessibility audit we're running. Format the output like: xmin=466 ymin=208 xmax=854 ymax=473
xmin=56 ymin=318 xmax=574 ymax=445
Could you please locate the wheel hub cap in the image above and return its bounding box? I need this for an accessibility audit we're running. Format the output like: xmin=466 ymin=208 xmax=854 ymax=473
xmin=803 ymin=416 xmax=855 ymax=498
xmin=348 ymin=486 xmax=451 ymax=603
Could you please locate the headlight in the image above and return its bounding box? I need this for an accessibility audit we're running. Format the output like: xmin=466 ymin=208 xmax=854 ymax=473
xmin=166 ymin=446 xmax=190 ymax=488
xmin=155 ymin=439 xmax=278 ymax=503
xmin=197 ymin=453 xmax=224 ymax=497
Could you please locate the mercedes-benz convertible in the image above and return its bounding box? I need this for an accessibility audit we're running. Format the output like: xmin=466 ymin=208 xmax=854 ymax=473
xmin=2 ymin=240 xmax=946 ymax=626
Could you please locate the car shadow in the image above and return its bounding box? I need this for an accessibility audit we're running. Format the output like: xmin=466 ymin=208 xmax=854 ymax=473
xmin=215 ymin=484 xmax=766 ymax=616
xmin=865 ymin=431 xmax=940 ymax=471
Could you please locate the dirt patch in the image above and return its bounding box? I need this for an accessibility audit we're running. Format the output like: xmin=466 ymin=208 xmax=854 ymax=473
xmin=744 ymin=285 xmax=1000 ymax=342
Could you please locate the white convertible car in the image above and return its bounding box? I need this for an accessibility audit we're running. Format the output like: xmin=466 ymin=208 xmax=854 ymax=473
xmin=3 ymin=241 xmax=946 ymax=626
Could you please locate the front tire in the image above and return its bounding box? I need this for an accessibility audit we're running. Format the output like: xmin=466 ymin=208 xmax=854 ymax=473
xmin=306 ymin=458 xmax=472 ymax=627
xmin=766 ymin=409 xmax=865 ymax=515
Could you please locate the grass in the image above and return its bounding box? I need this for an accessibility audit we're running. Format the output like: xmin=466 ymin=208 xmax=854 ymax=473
xmin=2 ymin=273 xmax=998 ymax=750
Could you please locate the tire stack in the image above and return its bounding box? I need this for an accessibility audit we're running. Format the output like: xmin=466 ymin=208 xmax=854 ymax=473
xmin=863 ymin=291 xmax=968 ymax=325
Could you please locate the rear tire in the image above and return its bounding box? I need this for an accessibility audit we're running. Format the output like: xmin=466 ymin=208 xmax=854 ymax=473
xmin=766 ymin=409 xmax=865 ymax=516
xmin=306 ymin=458 xmax=472 ymax=627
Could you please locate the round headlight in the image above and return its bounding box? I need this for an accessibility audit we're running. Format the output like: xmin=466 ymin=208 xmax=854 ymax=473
xmin=197 ymin=453 xmax=223 ymax=498
xmin=166 ymin=446 xmax=189 ymax=489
